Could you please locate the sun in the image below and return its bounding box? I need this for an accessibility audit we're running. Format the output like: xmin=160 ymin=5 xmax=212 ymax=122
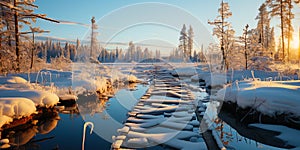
xmin=290 ymin=35 xmax=299 ymax=50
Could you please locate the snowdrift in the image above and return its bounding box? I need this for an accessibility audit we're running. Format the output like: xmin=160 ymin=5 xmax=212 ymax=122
xmin=216 ymin=80 xmax=300 ymax=117
xmin=0 ymin=76 xmax=59 ymax=129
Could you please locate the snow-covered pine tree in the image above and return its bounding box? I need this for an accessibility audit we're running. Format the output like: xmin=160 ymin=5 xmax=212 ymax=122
xmin=128 ymin=41 xmax=135 ymax=61
xmin=143 ymin=48 xmax=149 ymax=60
xmin=223 ymin=24 xmax=236 ymax=69
xmin=136 ymin=46 xmax=142 ymax=62
xmin=269 ymin=27 xmax=276 ymax=58
xmin=256 ymin=2 xmax=271 ymax=53
xmin=193 ymin=50 xmax=197 ymax=62
xmin=266 ymin=0 xmax=299 ymax=62
xmin=187 ymin=25 xmax=194 ymax=60
xmin=208 ymin=0 xmax=233 ymax=70
xmin=179 ymin=24 xmax=188 ymax=59
xmin=64 ymin=42 xmax=70 ymax=59
xmin=0 ymin=0 xmax=58 ymax=71
xmin=0 ymin=0 xmax=15 ymax=73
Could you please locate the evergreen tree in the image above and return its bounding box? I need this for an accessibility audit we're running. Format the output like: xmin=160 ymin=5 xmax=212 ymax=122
xmin=266 ymin=0 xmax=299 ymax=61
xmin=193 ymin=50 xmax=197 ymax=62
xmin=179 ymin=24 xmax=188 ymax=58
xmin=208 ymin=0 xmax=233 ymax=70
xmin=0 ymin=0 xmax=58 ymax=71
xmin=256 ymin=2 xmax=271 ymax=51
xmin=187 ymin=25 xmax=194 ymax=60
xmin=269 ymin=27 xmax=276 ymax=58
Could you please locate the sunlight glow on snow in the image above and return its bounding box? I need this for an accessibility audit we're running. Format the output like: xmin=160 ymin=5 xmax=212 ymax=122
xmin=244 ymin=80 xmax=300 ymax=90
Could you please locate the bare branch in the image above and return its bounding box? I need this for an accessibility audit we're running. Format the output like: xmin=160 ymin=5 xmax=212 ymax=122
xmin=22 ymin=14 xmax=60 ymax=23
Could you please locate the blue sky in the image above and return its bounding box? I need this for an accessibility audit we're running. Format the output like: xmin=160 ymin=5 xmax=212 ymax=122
xmin=33 ymin=0 xmax=300 ymax=52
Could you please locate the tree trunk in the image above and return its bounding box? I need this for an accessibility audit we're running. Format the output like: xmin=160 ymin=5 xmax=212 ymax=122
xmin=280 ymin=0 xmax=285 ymax=62
xmin=245 ymin=25 xmax=248 ymax=70
xmin=14 ymin=0 xmax=20 ymax=71
xmin=287 ymin=0 xmax=292 ymax=62
xmin=30 ymin=32 xmax=34 ymax=69
xmin=221 ymin=0 xmax=227 ymax=71
xmin=298 ymin=27 xmax=300 ymax=63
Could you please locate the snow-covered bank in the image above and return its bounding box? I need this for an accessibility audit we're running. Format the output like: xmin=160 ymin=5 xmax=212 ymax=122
xmin=191 ymin=67 xmax=293 ymax=89
xmin=0 ymin=63 xmax=141 ymax=129
xmin=215 ymin=80 xmax=300 ymax=117
xmin=0 ymin=76 xmax=59 ymax=129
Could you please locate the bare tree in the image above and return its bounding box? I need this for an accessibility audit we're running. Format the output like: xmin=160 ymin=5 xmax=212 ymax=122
xmin=90 ymin=16 xmax=98 ymax=59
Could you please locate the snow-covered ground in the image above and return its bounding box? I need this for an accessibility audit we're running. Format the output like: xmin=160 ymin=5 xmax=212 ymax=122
xmin=0 ymin=76 xmax=59 ymax=129
xmin=172 ymin=62 xmax=298 ymax=90
xmin=214 ymin=79 xmax=300 ymax=117
xmin=0 ymin=63 xmax=140 ymax=130
xmin=1 ymin=61 xmax=299 ymax=149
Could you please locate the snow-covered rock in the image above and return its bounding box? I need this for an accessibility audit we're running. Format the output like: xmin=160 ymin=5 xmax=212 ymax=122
xmin=127 ymin=75 xmax=138 ymax=83
xmin=0 ymin=97 xmax=36 ymax=119
xmin=0 ymin=139 xmax=9 ymax=144
xmin=0 ymin=115 xmax=13 ymax=129
xmin=58 ymin=94 xmax=78 ymax=101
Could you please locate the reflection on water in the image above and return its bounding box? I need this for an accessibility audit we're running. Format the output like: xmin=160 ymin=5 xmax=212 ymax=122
xmin=218 ymin=110 xmax=295 ymax=149
xmin=4 ymin=112 xmax=59 ymax=149
xmin=2 ymin=83 xmax=148 ymax=150
xmin=205 ymin=101 xmax=297 ymax=150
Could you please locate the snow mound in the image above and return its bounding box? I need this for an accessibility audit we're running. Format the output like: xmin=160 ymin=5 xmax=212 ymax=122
xmin=0 ymin=76 xmax=28 ymax=84
xmin=216 ymin=80 xmax=300 ymax=116
xmin=0 ymin=97 xmax=36 ymax=119
xmin=249 ymin=56 xmax=273 ymax=71
xmin=0 ymin=115 xmax=13 ymax=129
xmin=58 ymin=94 xmax=78 ymax=101
xmin=127 ymin=75 xmax=138 ymax=83
xmin=197 ymin=72 xmax=227 ymax=88
xmin=171 ymin=67 xmax=197 ymax=77
xmin=0 ymin=89 xmax=59 ymax=107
